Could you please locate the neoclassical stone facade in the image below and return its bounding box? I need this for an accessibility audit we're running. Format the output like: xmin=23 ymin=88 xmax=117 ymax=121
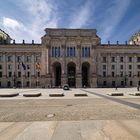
xmin=0 ymin=28 xmax=140 ymax=88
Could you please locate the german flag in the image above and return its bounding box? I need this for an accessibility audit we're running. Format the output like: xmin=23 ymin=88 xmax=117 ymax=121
xmin=36 ymin=63 xmax=41 ymax=70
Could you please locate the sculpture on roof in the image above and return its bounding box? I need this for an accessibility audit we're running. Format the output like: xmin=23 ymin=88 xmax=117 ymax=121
xmin=130 ymin=30 xmax=140 ymax=45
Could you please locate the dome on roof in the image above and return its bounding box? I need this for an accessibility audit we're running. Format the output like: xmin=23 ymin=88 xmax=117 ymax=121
xmin=129 ymin=30 xmax=140 ymax=45
xmin=0 ymin=29 xmax=11 ymax=44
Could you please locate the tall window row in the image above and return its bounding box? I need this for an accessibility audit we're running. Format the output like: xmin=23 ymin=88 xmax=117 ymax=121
xmin=51 ymin=47 xmax=90 ymax=57
xmin=0 ymin=55 xmax=41 ymax=63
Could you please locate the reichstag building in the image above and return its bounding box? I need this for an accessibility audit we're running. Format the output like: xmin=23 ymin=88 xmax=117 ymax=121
xmin=0 ymin=28 xmax=140 ymax=88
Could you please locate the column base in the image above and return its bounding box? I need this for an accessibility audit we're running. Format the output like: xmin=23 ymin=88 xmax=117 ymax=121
xmin=76 ymin=73 xmax=82 ymax=88
xmin=90 ymin=74 xmax=97 ymax=88
xmin=61 ymin=73 xmax=67 ymax=86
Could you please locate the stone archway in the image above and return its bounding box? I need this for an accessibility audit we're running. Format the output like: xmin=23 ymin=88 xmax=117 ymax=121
xmin=53 ymin=62 xmax=61 ymax=87
xmin=82 ymin=62 xmax=90 ymax=87
xmin=67 ymin=62 xmax=76 ymax=87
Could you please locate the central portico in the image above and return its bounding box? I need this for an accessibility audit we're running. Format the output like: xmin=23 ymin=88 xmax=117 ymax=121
xmin=42 ymin=28 xmax=100 ymax=88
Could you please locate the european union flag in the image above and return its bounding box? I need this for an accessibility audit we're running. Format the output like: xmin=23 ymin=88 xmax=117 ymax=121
xmin=22 ymin=62 xmax=26 ymax=70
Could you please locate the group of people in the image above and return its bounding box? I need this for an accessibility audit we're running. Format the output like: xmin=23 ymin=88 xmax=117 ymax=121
xmin=114 ymin=83 xmax=140 ymax=91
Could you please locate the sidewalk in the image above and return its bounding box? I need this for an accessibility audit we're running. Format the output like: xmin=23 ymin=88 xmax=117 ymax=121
xmin=0 ymin=120 xmax=139 ymax=140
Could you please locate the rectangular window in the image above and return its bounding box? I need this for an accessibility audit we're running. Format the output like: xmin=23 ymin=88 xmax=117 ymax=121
xmin=103 ymin=65 xmax=106 ymax=70
xmin=129 ymin=71 xmax=132 ymax=77
xmin=26 ymin=56 xmax=31 ymax=62
xmin=17 ymin=56 xmax=21 ymax=62
xmin=138 ymin=71 xmax=140 ymax=77
xmin=0 ymin=72 xmax=2 ymax=77
xmin=37 ymin=72 xmax=40 ymax=77
xmin=120 ymin=57 xmax=123 ymax=62
xmin=112 ymin=71 xmax=115 ymax=77
xmin=112 ymin=65 xmax=115 ymax=70
xmin=18 ymin=64 xmax=20 ymax=70
xmin=103 ymin=81 xmax=107 ymax=86
xmin=103 ymin=71 xmax=106 ymax=77
xmin=8 ymin=72 xmax=12 ymax=77
xmin=112 ymin=81 xmax=116 ymax=87
xmin=7 ymin=81 xmax=11 ymax=87
xmin=137 ymin=57 xmax=140 ymax=62
xmin=0 ymin=56 xmax=3 ymax=62
xmin=18 ymin=72 xmax=21 ymax=77
xmin=0 ymin=65 xmax=2 ymax=70
xmin=36 ymin=81 xmax=40 ymax=86
xmin=36 ymin=55 xmax=41 ymax=62
xmin=137 ymin=65 xmax=140 ymax=69
xmin=120 ymin=71 xmax=123 ymax=77
xmin=26 ymin=81 xmax=30 ymax=87
xmin=111 ymin=57 xmax=115 ymax=62
xmin=130 ymin=81 xmax=133 ymax=86
xmin=129 ymin=65 xmax=132 ymax=70
xmin=102 ymin=57 xmax=106 ymax=63
xmin=27 ymin=64 xmax=30 ymax=70
xmin=8 ymin=64 xmax=12 ymax=70
xmin=121 ymin=81 xmax=124 ymax=86
xmin=129 ymin=57 xmax=132 ymax=62
xmin=120 ymin=65 xmax=123 ymax=70
xmin=27 ymin=72 xmax=30 ymax=77
xmin=8 ymin=56 xmax=13 ymax=62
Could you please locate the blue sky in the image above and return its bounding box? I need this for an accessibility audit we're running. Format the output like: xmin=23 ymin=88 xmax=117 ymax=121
xmin=0 ymin=0 xmax=140 ymax=44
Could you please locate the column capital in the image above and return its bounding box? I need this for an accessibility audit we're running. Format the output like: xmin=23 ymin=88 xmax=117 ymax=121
xmin=60 ymin=37 xmax=66 ymax=46
xmin=76 ymin=37 xmax=81 ymax=46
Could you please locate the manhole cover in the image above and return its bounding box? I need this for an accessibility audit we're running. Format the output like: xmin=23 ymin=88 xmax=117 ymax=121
xmin=67 ymin=104 xmax=72 ymax=106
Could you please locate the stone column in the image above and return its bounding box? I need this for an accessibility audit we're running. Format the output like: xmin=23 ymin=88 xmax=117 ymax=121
xmin=30 ymin=54 xmax=35 ymax=87
xmin=76 ymin=44 xmax=82 ymax=88
xmin=107 ymin=54 xmax=111 ymax=87
xmin=116 ymin=55 xmax=120 ymax=86
xmin=46 ymin=45 xmax=52 ymax=87
xmin=3 ymin=53 xmax=7 ymax=87
xmin=61 ymin=44 xmax=67 ymax=86
xmin=133 ymin=55 xmax=137 ymax=86
xmin=38 ymin=49 xmax=45 ymax=88
xmin=12 ymin=53 xmax=16 ymax=88
xmin=97 ymin=53 xmax=102 ymax=87
xmin=90 ymin=46 xmax=97 ymax=88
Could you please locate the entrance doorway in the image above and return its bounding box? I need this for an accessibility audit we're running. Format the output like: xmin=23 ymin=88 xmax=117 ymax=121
xmin=82 ymin=62 xmax=90 ymax=87
xmin=67 ymin=62 xmax=76 ymax=87
xmin=53 ymin=62 xmax=61 ymax=87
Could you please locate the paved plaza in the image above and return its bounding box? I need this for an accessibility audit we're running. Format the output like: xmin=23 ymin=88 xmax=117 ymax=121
xmin=0 ymin=88 xmax=140 ymax=139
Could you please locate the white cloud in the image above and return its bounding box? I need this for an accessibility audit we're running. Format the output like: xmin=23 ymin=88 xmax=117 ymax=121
xmin=3 ymin=17 xmax=21 ymax=29
xmin=21 ymin=0 xmax=58 ymax=36
xmin=69 ymin=1 xmax=93 ymax=28
xmin=0 ymin=0 xmax=59 ymax=43
xmin=100 ymin=0 xmax=131 ymax=43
